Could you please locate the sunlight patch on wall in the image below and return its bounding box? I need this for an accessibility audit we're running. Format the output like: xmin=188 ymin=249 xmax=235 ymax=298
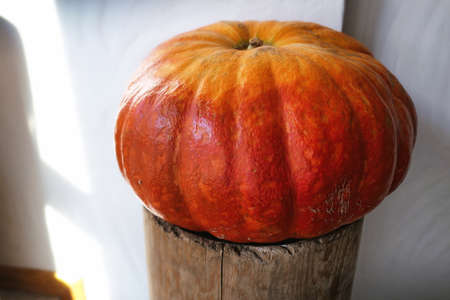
xmin=0 ymin=0 xmax=91 ymax=193
xmin=45 ymin=205 xmax=110 ymax=300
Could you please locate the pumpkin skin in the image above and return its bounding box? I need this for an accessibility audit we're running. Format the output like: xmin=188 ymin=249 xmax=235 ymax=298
xmin=115 ymin=21 xmax=417 ymax=243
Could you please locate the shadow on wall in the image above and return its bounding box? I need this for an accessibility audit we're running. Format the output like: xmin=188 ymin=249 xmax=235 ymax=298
xmin=0 ymin=17 xmax=54 ymax=271
xmin=344 ymin=1 xmax=450 ymax=300
xmin=0 ymin=12 xmax=111 ymax=299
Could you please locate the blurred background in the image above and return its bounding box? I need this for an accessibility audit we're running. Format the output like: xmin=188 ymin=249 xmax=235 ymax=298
xmin=0 ymin=0 xmax=448 ymax=299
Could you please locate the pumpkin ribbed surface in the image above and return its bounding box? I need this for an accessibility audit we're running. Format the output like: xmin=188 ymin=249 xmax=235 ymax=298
xmin=115 ymin=21 xmax=417 ymax=243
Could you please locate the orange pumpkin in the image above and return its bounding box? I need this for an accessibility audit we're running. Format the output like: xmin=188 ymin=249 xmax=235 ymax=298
xmin=115 ymin=21 xmax=417 ymax=243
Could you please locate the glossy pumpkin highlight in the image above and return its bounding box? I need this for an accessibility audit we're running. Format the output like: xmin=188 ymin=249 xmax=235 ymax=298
xmin=115 ymin=21 xmax=417 ymax=243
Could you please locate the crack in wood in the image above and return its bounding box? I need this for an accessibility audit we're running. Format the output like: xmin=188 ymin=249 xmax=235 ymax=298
xmin=219 ymin=244 xmax=224 ymax=300
xmin=280 ymin=245 xmax=294 ymax=255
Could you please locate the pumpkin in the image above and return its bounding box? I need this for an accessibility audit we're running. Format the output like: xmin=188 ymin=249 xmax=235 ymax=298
xmin=115 ymin=21 xmax=417 ymax=243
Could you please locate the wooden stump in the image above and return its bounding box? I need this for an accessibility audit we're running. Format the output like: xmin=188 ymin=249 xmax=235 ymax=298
xmin=143 ymin=207 xmax=363 ymax=300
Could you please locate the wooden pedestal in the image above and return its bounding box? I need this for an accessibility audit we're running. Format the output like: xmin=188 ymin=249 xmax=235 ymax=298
xmin=143 ymin=207 xmax=363 ymax=300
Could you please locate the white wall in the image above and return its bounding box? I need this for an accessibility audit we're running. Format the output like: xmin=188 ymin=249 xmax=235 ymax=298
xmin=0 ymin=1 xmax=344 ymax=299
xmin=344 ymin=1 xmax=450 ymax=299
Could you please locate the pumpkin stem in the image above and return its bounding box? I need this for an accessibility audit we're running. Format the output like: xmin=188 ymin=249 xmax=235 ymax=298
xmin=247 ymin=37 xmax=264 ymax=49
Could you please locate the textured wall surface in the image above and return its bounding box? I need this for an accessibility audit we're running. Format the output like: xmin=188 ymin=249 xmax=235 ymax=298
xmin=0 ymin=1 xmax=344 ymax=299
xmin=344 ymin=1 xmax=450 ymax=299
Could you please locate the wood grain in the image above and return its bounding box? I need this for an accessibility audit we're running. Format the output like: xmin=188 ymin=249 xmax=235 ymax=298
xmin=143 ymin=207 xmax=363 ymax=300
